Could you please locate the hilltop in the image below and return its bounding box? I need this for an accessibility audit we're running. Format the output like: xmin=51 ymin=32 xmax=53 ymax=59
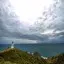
xmin=0 ymin=48 xmax=64 ymax=64
xmin=0 ymin=48 xmax=47 ymax=64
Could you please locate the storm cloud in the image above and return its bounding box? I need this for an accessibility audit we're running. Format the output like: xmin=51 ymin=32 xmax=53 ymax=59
xmin=0 ymin=0 xmax=64 ymax=44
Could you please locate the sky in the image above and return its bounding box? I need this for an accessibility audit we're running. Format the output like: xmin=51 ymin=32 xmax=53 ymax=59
xmin=0 ymin=0 xmax=64 ymax=44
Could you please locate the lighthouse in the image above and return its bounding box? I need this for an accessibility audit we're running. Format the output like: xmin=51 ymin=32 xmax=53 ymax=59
xmin=11 ymin=41 xmax=14 ymax=48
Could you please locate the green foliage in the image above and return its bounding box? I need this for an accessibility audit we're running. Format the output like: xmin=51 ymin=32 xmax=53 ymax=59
xmin=52 ymin=53 xmax=64 ymax=64
xmin=33 ymin=52 xmax=41 ymax=57
xmin=0 ymin=48 xmax=64 ymax=64
xmin=0 ymin=48 xmax=47 ymax=64
xmin=0 ymin=61 xmax=16 ymax=64
xmin=47 ymin=53 xmax=64 ymax=64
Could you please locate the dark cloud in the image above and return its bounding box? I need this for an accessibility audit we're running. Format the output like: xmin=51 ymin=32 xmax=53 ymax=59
xmin=0 ymin=0 xmax=64 ymax=44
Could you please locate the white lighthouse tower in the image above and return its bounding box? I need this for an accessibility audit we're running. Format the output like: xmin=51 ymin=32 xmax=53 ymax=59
xmin=11 ymin=41 xmax=14 ymax=48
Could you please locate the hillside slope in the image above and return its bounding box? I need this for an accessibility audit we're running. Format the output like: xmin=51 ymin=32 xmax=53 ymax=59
xmin=0 ymin=48 xmax=64 ymax=64
xmin=47 ymin=53 xmax=64 ymax=64
xmin=0 ymin=48 xmax=47 ymax=64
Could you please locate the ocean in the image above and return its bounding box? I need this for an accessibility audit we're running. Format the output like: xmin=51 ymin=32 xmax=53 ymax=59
xmin=0 ymin=43 xmax=64 ymax=57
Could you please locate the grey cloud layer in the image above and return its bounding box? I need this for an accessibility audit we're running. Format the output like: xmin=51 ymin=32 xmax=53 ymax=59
xmin=0 ymin=0 xmax=64 ymax=43
xmin=34 ymin=0 xmax=64 ymax=31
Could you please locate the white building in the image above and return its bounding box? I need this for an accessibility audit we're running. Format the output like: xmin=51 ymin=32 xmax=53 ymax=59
xmin=11 ymin=41 xmax=14 ymax=48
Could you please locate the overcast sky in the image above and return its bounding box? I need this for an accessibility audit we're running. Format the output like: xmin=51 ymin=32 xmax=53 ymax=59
xmin=0 ymin=0 xmax=64 ymax=44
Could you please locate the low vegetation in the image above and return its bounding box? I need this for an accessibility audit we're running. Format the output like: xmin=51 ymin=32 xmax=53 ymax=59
xmin=0 ymin=48 xmax=64 ymax=64
xmin=47 ymin=53 xmax=64 ymax=64
xmin=0 ymin=48 xmax=47 ymax=64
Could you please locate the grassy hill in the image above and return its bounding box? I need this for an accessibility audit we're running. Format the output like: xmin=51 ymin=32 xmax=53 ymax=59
xmin=0 ymin=48 xmax=64 ymax=64
xmin=0 ymin=48 xmax=47 ymax=64
xmin=47 ymin=53 xmax=64 ymax=64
